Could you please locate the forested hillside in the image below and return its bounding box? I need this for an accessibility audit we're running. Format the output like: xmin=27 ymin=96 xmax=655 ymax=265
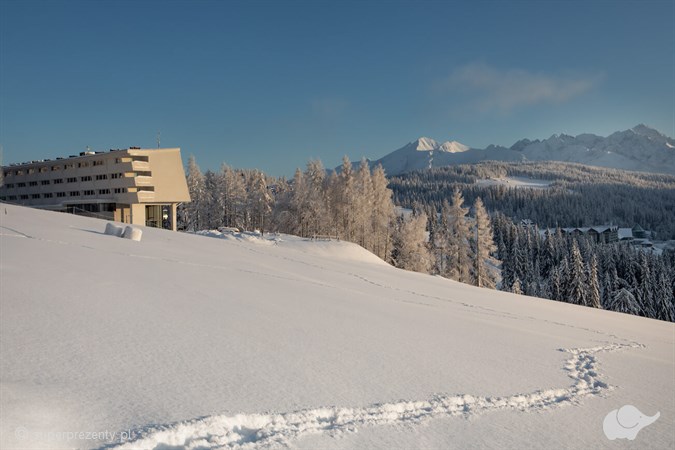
xmin=389 ymin=161 xmax=675 ymax=239
xmin=178 ymin=157 xmax=674 ymax=322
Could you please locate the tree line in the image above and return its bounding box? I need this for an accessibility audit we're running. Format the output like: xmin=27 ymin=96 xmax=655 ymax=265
xmin=179 ymin=156 xmax=496 ymax=286
xmin=179 ymin=156 xmax=674 ymax=322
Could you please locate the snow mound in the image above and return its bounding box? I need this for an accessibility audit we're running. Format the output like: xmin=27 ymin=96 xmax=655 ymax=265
xmin=104 ymin=223 xmax=124 ymax=237
xmin=195 ymin=229 xmax=280 ymax=245
xmin=121 ymin=226 xmax=142 ymax=241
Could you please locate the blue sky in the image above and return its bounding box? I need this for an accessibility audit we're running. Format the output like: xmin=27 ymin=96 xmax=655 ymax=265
xmin=1 ymin=0 xmax=673 ymax=177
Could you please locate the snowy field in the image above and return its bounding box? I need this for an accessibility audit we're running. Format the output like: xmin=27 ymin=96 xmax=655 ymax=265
xmin=475 ymin=177 xmax=552 ymax=189
xmin=0 ymin=203 xmax=673 ymax=450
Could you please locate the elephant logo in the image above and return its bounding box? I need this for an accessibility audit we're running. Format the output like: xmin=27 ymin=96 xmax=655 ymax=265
xmin=603 ymin=405 xmax=660 ymax=440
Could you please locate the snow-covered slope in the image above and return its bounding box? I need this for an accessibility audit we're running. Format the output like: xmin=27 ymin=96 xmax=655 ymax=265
xmin=373 ymin=125 xmax=675 ymax=176
xmin=1 ymin=204 xmax=673 ymax=450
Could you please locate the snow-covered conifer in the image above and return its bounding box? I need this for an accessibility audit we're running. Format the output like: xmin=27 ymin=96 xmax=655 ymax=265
xmin=471 ymin=197 xmax=497 ymax=288
xmin=447 ymin=189 xmax=471 ymax=283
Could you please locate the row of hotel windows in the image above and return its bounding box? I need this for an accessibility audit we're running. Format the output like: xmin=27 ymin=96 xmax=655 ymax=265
xmin=2 ymin=156 xmax=149 ymax=178
xmin=1 ymin=188 xmax=126 ymax=201
xmin=3 ymin=173 xmax=127 ymax=188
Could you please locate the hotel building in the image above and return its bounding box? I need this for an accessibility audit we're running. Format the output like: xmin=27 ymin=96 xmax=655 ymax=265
xmin=0 ymin=147 xmax=190 ymax=231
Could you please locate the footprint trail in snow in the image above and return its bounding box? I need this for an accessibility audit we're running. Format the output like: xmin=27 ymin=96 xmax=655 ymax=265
xmin=106 ymin=342 xmax=642 ymax=450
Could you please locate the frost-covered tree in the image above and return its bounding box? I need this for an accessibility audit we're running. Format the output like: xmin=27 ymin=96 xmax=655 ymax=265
xmin=587 ymin=254 xmax=601 ymax=308
xmin=446 ymin=188 xmax=471 ymax=283
xmin=549 ymin=263 xmax=565 ymax=301
xmin=183 ymin=155 xmax=206 ymax=231
xmin=303 ymin=160 xmax=328 ymax=237
xmin=470 ymin=197 xmax=496 ymax=288
xmin=432 ymin=200 xmax=450 ymax=275
xmin=354 ymin=158 xmax=374 ymax=249
xmin=370 ymin=164 xmax=395 ymax=261
xmin=219 ymin=164 xmax=248 ymax=229
xmin=336 ymin=156 xmax=355 ymax=240
xmin=607 ymin=288 xmax=641 ymax=315
xmin=392 ymin=212 xmax=433 ymax=273
xmin=565 ymin=240 xmax=587 ymax=305
xmin=247 ymin=171 xmax=272 ymax=235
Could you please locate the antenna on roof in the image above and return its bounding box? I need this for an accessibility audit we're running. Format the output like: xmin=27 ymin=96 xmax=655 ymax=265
xmin=157 ymin=131 xmax=161 ymax=148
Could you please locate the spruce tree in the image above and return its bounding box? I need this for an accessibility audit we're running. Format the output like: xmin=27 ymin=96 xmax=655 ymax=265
xmin=608 ymin=288 xmax=641 ymax=315
xmin=565 ymin=240 xmax=587 ymax=305
xmin=587 ymin=254 xmax=601 ymax=308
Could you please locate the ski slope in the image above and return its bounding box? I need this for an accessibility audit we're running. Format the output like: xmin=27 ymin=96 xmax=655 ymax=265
xmin=0 ymin=203 xmax=673 ymax=449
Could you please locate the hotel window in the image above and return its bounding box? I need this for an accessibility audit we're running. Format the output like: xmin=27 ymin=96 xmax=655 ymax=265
xmin=39 ymin=167 xmax=48 ymax=173
xmin=93 ymin=160 xmax=104 ymax=166
xmin=43 ymin=193 xmax=53 ymax=198
xmin=98 ymin=189 xmax=111 ymax=195
xmin=20 ymin=195 xmax=29 ymax=199
xmin=8 ymin=196 xmax=17 ymax=201
xmin=29 ymin=181 xmax=38 ymax=186
xmin=83 ymin=190 xmax=95 ymax=196
xmin=56 ymin=192 xmax=66 ymax=198
xmin=78 ymin=162 xmax=90 ymax=168
xmin=69 ymin=191 xmax=80 ymax=197
xmin=64 ymin=163 xmax=74 ymax=170
xmin=17 ymin=182 xmax=26 ymax=187
xmin=80 ymin=176 xmax=92 ymax=182
xmin=16 ymin=170 xmax=24 ymax=175
xmin=114 ymin=188 xmax=126 ymax=194
xmin=5 ymin=183 xmax=14 ymax=188
xmin=51 ymin=165 xmax=61 ymax=171
xmin=41 ymin=180 xmax=50 ymax=185
xmin=54 ymin=179 xmax=64 ymax=184
xmin=95 ymin=174 xmax=107 ymax=180
xmin=31 ymin=194 xmax=40 ymax=199
xmin=27 ymin=168 xmax=35 ymax=174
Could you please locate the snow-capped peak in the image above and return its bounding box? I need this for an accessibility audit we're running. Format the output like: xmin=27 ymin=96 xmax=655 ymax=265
xmin=439 ymin=140 xmax=470 ymax=153
xmin=412 ymin=137 xmax=469 ymax=153
xmin=414 ymin=137 xmax=439 ymax=151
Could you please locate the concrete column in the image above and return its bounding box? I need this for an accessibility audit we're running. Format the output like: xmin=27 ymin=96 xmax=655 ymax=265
xmin=130 ymin=203 xmax=145 ymax=226
xmin=171 ymin=203 xmax=178 ymax=231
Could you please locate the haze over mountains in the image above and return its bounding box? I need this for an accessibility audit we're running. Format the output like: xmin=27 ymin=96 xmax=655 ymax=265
xmin=367 ymin=125 xmax=675 ymax=176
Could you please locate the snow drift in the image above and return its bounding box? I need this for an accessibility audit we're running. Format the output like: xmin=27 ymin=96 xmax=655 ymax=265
xmin=0 ymin=203 xmax=673 ymax=450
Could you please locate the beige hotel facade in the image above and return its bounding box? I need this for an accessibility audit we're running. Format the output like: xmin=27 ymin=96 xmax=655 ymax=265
xmin=0 ymin=147 xmax=191 ymax=231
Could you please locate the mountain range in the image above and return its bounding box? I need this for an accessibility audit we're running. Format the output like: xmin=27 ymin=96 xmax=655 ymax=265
xmin=365 ymin=125 xmax=675 ymax=176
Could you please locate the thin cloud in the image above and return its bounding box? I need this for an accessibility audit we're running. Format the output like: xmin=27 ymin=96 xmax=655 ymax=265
xmin=441 ymin=62 xmax=603 ymax=113
xmin=310 ymin=97 xmax=349 ymax=119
